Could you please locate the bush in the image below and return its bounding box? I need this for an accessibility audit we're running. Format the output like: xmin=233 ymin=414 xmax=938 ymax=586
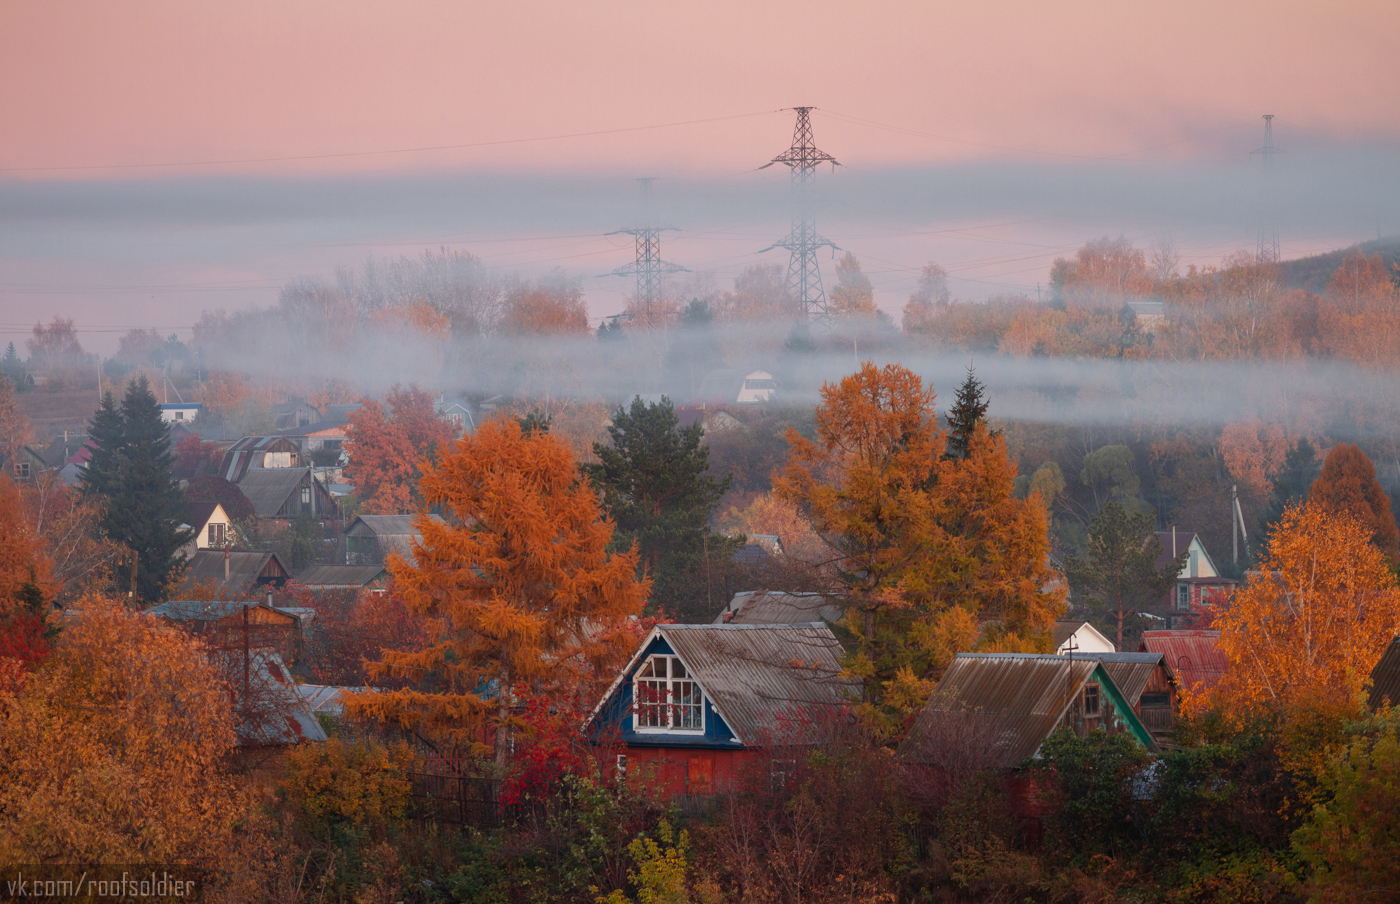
xmin=1031 ymin=728 xmax=1151 ymax=865
xmin=279 ymin=737 xmax=415 ymax=834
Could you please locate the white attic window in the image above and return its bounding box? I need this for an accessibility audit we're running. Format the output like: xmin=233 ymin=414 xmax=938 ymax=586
xmin=633 ymin=653 xmax=704 ymax=733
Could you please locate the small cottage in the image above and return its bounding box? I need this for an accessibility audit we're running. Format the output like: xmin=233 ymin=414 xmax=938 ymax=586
xmin=218 ymin=436 xmax=305 ymax=482
xmin=236 ymin=467 xmax=338 ymax=524
xmin=179 ymin=501 xmax=234 ymax=558
xmin=293 ymin=564 xmax=391 ymax=593
xmin=585 ymin=623 xmax=859 ymax=797
xmin=343 ymin=514 xmax=444 ymax=566
xmin=177 ymin=550 xmax=292 ymax=597
xmin=1095 ymin=651 xmax=1180 ymax=745
xmin=903 ymin=653 xmax=1157 ymax=770
xmin=1156 ymin=530 xmax=1236 ymax=628
xmin=158 ymin=402 xmax=204 ymax=424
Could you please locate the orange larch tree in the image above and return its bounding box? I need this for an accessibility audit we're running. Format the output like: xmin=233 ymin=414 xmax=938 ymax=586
xmin=1211 ymin=501 xmax=1400 ymax=711
xmin=1309 ymin=442 xmax=1400 ymax=562
xmin=346 ymin=417 xmax=648 ymax=768
xmin=775 ymin=362 xmax=1063 ymax=712
xmin=344 ymin=385 xmax=457 ymax=515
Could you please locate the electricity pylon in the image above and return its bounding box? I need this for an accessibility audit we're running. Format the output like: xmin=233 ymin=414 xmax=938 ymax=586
xmin=603 ymin=178 xmax=688 ymax=321
xmin=759 ymin=107 xmax=840 ymax=325
xmin=1251 ymin=114 xmax=1281 ymax=263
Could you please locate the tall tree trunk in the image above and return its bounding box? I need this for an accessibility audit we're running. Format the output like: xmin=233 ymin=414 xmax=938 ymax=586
xmin=495 ymin=661 xmax=511 ymax=771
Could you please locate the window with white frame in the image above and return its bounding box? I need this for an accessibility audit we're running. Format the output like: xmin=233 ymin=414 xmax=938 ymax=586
xmin=633 ymin=653 xmax=704 ymax=731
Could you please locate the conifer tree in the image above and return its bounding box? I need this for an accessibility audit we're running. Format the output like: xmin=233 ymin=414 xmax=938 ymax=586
xmin=1259 ymin=437 xmax=1320 ymax=540
xmin=347 ymin=417 xmax=647 ymax=768
xmin=0 ymin=343 xmax=22 ymax=385
xmin=584 ymin=396 xmax=734 ymax=620
xmin=944 ymin=366 xmax=990 ymax=460
xmin=1064 ymin=503 xmax=1186 ymax=648
xmin=1309 ymin=443 xmax=1399 ymax=562
xmin=80 ymin=377 xmax=190 ymax=601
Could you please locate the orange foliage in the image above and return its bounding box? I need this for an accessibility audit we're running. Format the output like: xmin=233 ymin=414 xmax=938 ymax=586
xmin=0 ymin=598 xmax=247 ymax=864
xmin=0 ymin=376 xmax=31 ymax=464
xmin=343 ymin=385 xmax=457 ymax=515
xmin=502 ymin=284 xmax=590 ymax=335
xmin=308 ymin=378 xmax=360 ymax=411
xmin=347 ymin=417 xmax=648 ymax=766
xmin=1219 ymin=420 xmax=1290 ymax=497
xmin=776 ymin=362 xmax=1063 ymax=707
xmin=372 ymin=299 xmax=451 ymax=340
xmin=1309 ymin=442 xmax=1400 ymax=561
xmin=0 ymin=476 xmax=52 ymax=613
xmin=715 ymin=263 xmax=799 ymax=323
xmin=1317 ymin=249 xmax=1400 ymax=367
xmin=18 ymin=472 xmax=120 ymax=600
xmin=199 ymin=369 xmax=253 ymax=418
xmin=1053 ymin=236 xmax=1155 ymax=309
xmin=717 ymin=491 xmax=825 ymax=564
xmin=828 ymin=253 xmax=877 ymax=319
xmin=1206 ymin=502 xmax=1400 ymax=713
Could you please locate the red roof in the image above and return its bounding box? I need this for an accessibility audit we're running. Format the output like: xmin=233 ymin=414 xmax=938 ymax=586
xmin=1139 ymin=630 xmax=1227 ymax=692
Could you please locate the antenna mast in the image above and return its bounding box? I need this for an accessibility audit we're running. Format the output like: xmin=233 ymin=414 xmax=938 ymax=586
xmin=603 ymin=178 xmax=688 ymax=323
xmin=759 ymin=107 xmax=840 ymax=326
xmin=1251 ymin=115 xmax=1281 ymax=263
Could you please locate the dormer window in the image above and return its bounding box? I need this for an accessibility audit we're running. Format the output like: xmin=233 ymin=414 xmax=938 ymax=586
xmin=634 ymin=654 xmax=704 ymax=731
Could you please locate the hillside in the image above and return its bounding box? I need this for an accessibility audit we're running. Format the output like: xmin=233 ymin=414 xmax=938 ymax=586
xmin=1276 ymin=235 xmax=1400 ymax=293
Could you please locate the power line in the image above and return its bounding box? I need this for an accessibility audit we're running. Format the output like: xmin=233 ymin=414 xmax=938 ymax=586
xmin=1252 ymin=114 xmax=1282 ymax=263
xmin=0 ymin=110 xmax=784 ymax=174
xmin=600 ymin=179 xmax=688 ymax=319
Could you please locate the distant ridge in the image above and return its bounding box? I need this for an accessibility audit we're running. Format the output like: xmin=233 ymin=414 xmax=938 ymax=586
xmin=1275 ymin=236 xmax=1400 ymax=293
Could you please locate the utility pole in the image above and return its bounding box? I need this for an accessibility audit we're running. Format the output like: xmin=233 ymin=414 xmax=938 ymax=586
xmin=603 ymin=178 xmax=688 ymax=323
xmin=1251 ymin=115 xmax=1281 ymax=264
xmin=760 ymin=107 xmax=840 ymax=326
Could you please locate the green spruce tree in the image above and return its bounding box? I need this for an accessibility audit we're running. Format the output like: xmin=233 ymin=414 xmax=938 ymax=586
xmin=584 ymin=396 xmax=736 ymax=620
xmin=944 ymin=365 xmax=991 ymax=460
xmin=1 ymin=342 xmax=23 ymax=386
xmin=1064 ymin=503 xmax=1187 ymax=649
xmin=1258 ymin=437 xmax=1321 ymax=541
xmin=81 ymin=376 xmax=192 ymax=602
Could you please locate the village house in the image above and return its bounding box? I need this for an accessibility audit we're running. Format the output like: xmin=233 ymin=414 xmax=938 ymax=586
xmin=271 ymin=401 xmax=321 ymax=432
xmin=1094 ymin=651 xmax=1180 ymax=746
xmin=293 ymin=563 xmax=391 ymax=593
xmin=903 ymin=653 xmax=1158 ymax=771
xmin=1368 ymin=637 xmax=1400 ymax=711
xmin=274 ymin=403 xmax=359 ymax=456
xmin=343 ymin=513 xmax=444 ymax=565
xmin=1053 ymin=620 xmax=1116 ymax=655
xmin=157 ymin=401 xmax=204 ymax=424
xmin=1156 ymin=530 xmax=1236 ymax=629
xmin=713 ymin=590 xmax=844 ymax=626
xmin=217 ymin=436 xmax=304 ymax=482
xmin=736 ymin=370 xmax=779 ymax=404
xmin=439 ymin=399 xmax=475 ymax=432
xmin=179 ymin=501 xmax=234 ymax=558
xmin=236 ymin=467 xmax=339 ymax=527
xmin=1139 ymin=629 xmax=1227 ymax=694
xmin=585 ymin=623 xmax=859 ymax=797
xmin=176 ymin=549 xmax=293 ymax=597
xmin=2 ymin=445 xmax=48 ymax=481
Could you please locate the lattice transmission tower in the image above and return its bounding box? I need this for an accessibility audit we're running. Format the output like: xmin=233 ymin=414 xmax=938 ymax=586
xmin=759 ymin=107 xmax=841 ymax=325
xmin=603 ymin=178 xmax=688 ymax=321
xmin=1251 ymin=114 xmax=1281 ymax=263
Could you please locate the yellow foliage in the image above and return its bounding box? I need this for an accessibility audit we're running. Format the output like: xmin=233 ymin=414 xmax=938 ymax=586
xmin=0 ymin=597 xmax=247 ymax=865
xmin=279 ymin=738 xmax=415 ymax=828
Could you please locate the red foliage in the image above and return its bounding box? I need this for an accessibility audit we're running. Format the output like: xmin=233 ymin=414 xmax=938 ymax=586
xmin=174 ymin=433 xmax=222 ymax=478
xmin=343 ymin=385 xmax=457 ymax=515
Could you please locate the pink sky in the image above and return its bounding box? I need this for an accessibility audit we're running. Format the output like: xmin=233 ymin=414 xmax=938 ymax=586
xmin=4 ymin=0 xmax=1397 ymax=176
xmin=1 ymin=1 xmax=1397 ymax=355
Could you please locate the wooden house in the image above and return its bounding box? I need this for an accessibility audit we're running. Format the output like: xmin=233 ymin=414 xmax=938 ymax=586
xmin=1368 ymin=638 xmax=1400 ymax=711
xmin=343 ymin=514 xmax=444 ymax=565
xmin=179 ymin=501 xmax=234 ymax=558
xmin=1139 ymin=630 xmax=1227 ymax=694
xmin=1095 ymin=651 xmax=1180 ymax=745
xmin=271 ymin=401 xmax=321 ymax=432
xmin=292 ymin=564 xmax=391 ymax=593
xmin=903 ymin=653 xmax=1157 ymax=770
xmin=235 ymin=467 xmax=338 ymax=524
xmin=176 ymin=549 xmax=292 ymax=597
xmin=2 ymin=445 xmax=48 ymax=481
xmin=585 ymin=623 xmax=859 ymax=797
xmin=218 ymin=436 xmax=304 ymax=482
xmin=1156 ymin=530 xmax=1236 ymax=628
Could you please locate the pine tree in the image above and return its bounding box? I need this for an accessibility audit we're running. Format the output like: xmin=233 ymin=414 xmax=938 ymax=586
xmin=1 ymin=342 xmax=22 ymax=385
xmin=584 ymin=396 xmax=734 ymax=620
xmin=1064 ymin=503 xmax=1187 ymax=649
xmin=1259 ymin=437 xmax=1321 ymax=540
xmin=664 ymin=300 xmax=722 ymax=402
xmin=944 ymin=366 xmax=991 ymax=461
xmin=80 ymin=376 xmax=191 ymax=602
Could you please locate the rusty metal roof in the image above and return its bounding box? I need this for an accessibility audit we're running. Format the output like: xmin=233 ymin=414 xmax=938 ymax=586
xmin=906 ymin=653 xmax=1102 ymax=768
xmin=1139 ymin=630 xmax=1227 ymax=692
xmin=587 ymin=623 xmax=859 ymax=745
xmin=1095 ymin=652 xmax=1173 ymax=704
xmin=713 ymin=590 xmax=844 ymax=626
xmin=293 ymin=564 xmax=389 ymax=589
xmin=1369 ymin=638 xmax=1400 ymax=710
xmin=178 ymin=550 xmax=291 ymax=596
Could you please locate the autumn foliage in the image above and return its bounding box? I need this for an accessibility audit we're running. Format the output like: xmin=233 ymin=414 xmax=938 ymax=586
xmin=1210 ymin=501 xmax=1400 ymax=713
xmin=344 ymin=385 xmax=457 ymax=515
xmin=776 ymin=362 xmax=1063 ymax=711
xmin=1308 ymin=442 xmax=1400 ymax=562
xmin=347 ymin=416 xmax=648 ymax=766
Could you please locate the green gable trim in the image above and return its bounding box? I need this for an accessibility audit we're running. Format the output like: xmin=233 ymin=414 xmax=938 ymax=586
xmin=1094 ymin=662 xmax=1158 ymax=753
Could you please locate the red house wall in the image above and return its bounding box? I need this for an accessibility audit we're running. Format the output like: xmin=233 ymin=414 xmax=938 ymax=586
xmin=618 ymin=746 xmax=765 ymax=796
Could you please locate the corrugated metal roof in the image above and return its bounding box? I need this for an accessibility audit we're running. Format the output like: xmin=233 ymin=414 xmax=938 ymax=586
xmin=178 ymin=550 xmax=290 ymax=595
xmin=588 ymin=623 xmax=858 ymax=745
xmin=236 ymin=468 xmax=307 ymax=516
xmin=294 ymin=564 xmax=389 ymax=588
xmin=1095 ymin=652 xmax=1173 ymax=704
xmin=149 ymin=599 xmax=286 ymax=622
xmin=714 ymin=590 xmax=845 ymax=626
xmin=1139 ymin=630 xmax=1227 ymax=692
xmin=1369 ymin=638 xmax=1400 ymax=711
xmin=905 ymin=653 xmax=1100 ymax=768
xmin=345 ymin=514 xmax=442 ymax=536
xmin=208 ymin=647 xmax=328 ymax=745
xmin=298 ymin=684 xmax=377 ymax=715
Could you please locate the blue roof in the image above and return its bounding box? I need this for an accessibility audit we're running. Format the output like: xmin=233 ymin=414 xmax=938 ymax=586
xmin=159 ymin=402 xmax=204 ymax=409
